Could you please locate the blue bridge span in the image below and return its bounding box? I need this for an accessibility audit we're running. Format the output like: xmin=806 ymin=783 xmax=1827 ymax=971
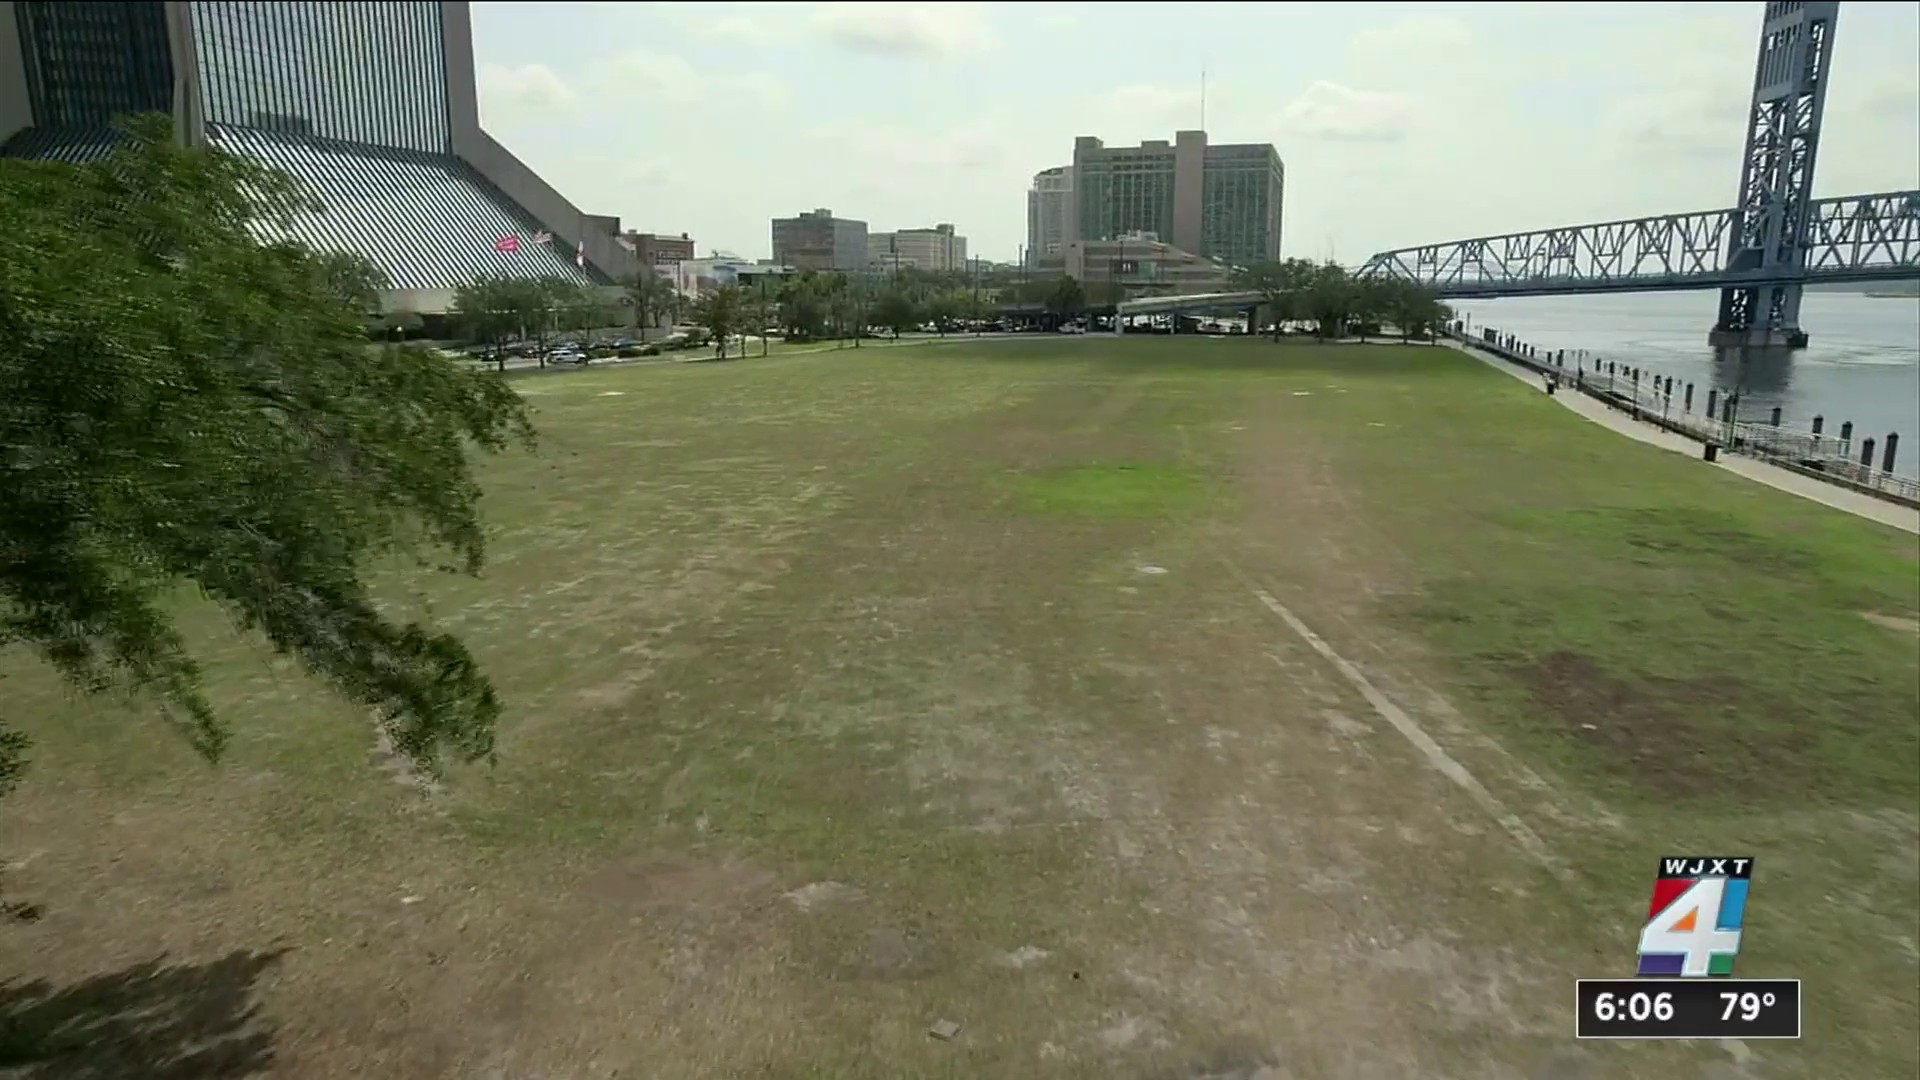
xmin=1355 ymin=189 xmax=1920 ymax=302
xmin=1358 ymin=2 xmax=1917 ymax=348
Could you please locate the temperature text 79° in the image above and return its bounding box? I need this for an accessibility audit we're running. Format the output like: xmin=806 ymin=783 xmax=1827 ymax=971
xmin=1720 ymin=990 xmax=1778 ymax=1022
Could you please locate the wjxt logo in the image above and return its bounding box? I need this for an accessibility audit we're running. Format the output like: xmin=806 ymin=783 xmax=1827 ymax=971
xmin=1660 ymin=857 xmax=1752 ymax=879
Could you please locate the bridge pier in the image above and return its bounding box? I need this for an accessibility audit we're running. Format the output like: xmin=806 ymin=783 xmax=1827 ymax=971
xmin=1707 ymin=3 xmax=1837 ymax=351
xmin=1708 ymin=325 xmax=1810 ymax=350
xmin=1709 ymin=283 xmax=1811 ymax=349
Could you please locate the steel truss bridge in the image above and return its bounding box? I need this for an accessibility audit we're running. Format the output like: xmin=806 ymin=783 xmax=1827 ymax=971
xmin=1355 ymin=189 xmax=1920 ymax=299
xmin=1358 ymin=2 xmax=1918 ymax=347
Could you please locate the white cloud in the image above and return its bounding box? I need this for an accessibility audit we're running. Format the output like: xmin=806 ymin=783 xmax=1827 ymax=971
xmin=476 ymin=62 xmax=577 ymax=117
xmin=591 ymin=50 xmax=789 ymax=110
xmin=1106 ymin=84 xmax=1202 ymax=122
xmin=808 ymin=117 xmax=1006 ymax=173
xmin=1279 ymin=82 xmax=1414 ymax=143
xmin=809 ymin=2 xmax=994 ymax=57
xmin=695 ymin=14 xmax=773 ymax=48
xmin=1344 ymin=15 xmax=1472 ymax=86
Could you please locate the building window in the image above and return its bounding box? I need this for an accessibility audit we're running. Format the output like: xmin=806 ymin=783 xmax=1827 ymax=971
xmin=17 ymin=1 xmax=173 ymax=129
xmin=191 ymin=1 xmax=450 ymax=153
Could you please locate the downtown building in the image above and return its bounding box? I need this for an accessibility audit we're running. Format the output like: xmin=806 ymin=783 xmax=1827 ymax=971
xmin=625 ymin=231 xmax=695 ymax=272
xmin=1071 ymin=130 xmax=1284 ymax=269
xmin=770 ymin=207 xmax=867 ymax=272
xmin=0 ymin=0 xmax=636 ymax=314
xmin=868 ymin=223 xmax=967 ymax=273
xmin=1025 ymin=165 xmax=1073 ymax=267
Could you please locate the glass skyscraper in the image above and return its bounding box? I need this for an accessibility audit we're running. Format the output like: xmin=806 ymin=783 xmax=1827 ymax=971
xmin=191 ymin=1 xmax=448 ymax=153
xmin=2 ymin=0 xmax=635 ymax=304
xmin=13 ymin=1 xmax=172 ymax=128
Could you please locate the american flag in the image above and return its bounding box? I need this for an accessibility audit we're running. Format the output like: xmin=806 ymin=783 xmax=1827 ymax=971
xmin=576 ymin=240 xmax=586 ymax=268
xmin=494 ymin=234 xmax=519 ymax=253
xmin=532 ymin=230 xmax=553 ymax=245
xmin=615 ymin=235 xmax=637 ymax=253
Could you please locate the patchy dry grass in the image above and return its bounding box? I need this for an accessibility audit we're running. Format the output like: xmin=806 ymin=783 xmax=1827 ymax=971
xmin=2 ymin=338 xmax=1914 ymax=1079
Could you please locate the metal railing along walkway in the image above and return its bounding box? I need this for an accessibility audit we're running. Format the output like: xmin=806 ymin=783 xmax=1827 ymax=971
xmin=1453 ymin=329 xmax=1920 ymax=507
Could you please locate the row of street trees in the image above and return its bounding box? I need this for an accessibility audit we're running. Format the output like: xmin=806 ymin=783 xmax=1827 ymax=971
xmin=450 ymin=275 xmax=624 ymax=366
xmin=676 ymin=270 xmax=960 ymax=353
xmin=455 ymin=258 xmax=1451 ymax=363
xmin=1236 ymin=259 xmax=1450 ymax=341
xmin=668 ymin=267 xmax=1030 ymax=356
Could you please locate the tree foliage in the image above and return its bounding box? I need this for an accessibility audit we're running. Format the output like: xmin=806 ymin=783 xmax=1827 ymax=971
xmin=452 ymin=274 xmax=606 ymax=366
xmin=872 ymin=287 xmax=919 ymax=339
xmin=1236 ymin=257 xmax=1318 ymax=339
xmin=1378 ymin=277 xmax=1451 ymax=341
xmin=1235 ymin=259 xmax=1449 ymax=341
xmin=824 ymin=274 xmax=871 ymax=347
xmin=745 ymin=278 xmax=777 ymax=356
xmin=622 ymin=269 xmax=679 ymax=335
xmin=1045 ymin=275 xmax=1087 ymax=319
xmin=689 ymin=284 xmax=744 ymax=357
xmin=777 ymin=272 xmax=832 ymax=343
xmin=0 ymin=114 xmax=533 ymax=795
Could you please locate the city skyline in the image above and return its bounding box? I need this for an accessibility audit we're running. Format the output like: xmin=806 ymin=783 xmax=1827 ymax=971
xmin=2 ymin=0 xmax=637 ymax=311
xmin=467 ymin=1 xmax=1920 ymax=265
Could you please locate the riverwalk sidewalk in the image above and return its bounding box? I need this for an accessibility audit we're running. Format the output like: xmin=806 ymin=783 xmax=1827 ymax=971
xmin=1447 ymin=340 xmax=1920 ymax=535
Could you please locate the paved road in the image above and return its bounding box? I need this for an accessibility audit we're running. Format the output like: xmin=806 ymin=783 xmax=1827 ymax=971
xmin=1448 ymin=340 xmax=1920 ymax=535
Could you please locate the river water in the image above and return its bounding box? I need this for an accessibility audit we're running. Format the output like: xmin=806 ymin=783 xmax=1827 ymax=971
xmin=1449 ymin=291 xmax=1920 ymax=478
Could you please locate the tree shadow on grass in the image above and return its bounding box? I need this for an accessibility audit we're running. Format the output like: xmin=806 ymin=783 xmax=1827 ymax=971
xmin=0 ymin=949 xmax=285 ymax=1079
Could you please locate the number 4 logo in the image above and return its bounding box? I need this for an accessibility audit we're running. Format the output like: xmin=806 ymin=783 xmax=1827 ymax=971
xmin=1639 ymin=877 xmax=1744 ymax=977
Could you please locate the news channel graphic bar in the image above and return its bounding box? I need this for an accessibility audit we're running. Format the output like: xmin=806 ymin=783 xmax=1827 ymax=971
xmin=1575 ymin=979 xmax=1801 ymax=1040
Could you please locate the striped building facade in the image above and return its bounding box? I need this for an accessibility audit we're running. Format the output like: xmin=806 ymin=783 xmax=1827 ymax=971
xmin=0 ymin=0 xmax=635 ymax=312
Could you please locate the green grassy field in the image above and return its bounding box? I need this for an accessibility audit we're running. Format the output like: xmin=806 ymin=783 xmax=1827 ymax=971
xmin=3 ymin=336 xmax=1915 ymax=1078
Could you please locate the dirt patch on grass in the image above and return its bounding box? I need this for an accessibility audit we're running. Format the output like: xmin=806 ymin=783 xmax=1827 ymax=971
xmin=581 ymin=856 xmax=777 ymax=909
xmin=1513 ymin=650 xmax=1811 ymax=796
xmin=1861 ymin=611 xmax=1920 ymax=635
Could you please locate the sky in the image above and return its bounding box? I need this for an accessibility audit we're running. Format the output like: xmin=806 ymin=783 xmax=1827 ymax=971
xmin=469 ymin=1 xmax=1920 ymax=265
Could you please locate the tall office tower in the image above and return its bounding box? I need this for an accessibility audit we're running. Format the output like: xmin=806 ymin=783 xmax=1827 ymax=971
xmin=1072 ymin=129 xmax=1283 ymax=267
xmin=1026 ymin=165 xmax=1073 ymax=266
xmin=2 ymin=1 xmax=635 ymax=311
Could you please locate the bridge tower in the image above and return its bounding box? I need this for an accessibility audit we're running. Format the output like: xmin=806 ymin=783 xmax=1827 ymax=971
xmin=1710 ymin=1 xmax=1840 ymax=350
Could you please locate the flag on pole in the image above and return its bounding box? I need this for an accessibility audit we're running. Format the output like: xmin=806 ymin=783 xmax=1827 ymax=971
xmin=576 ymin=240 xmax=586 ymax=268
xmin=615 ymin=235 xmax=636 ymax=253
xmin=494 ymin=234 xmax=519 ymax=253
xmin=532 ymin=230 xmax=552 ymax=245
